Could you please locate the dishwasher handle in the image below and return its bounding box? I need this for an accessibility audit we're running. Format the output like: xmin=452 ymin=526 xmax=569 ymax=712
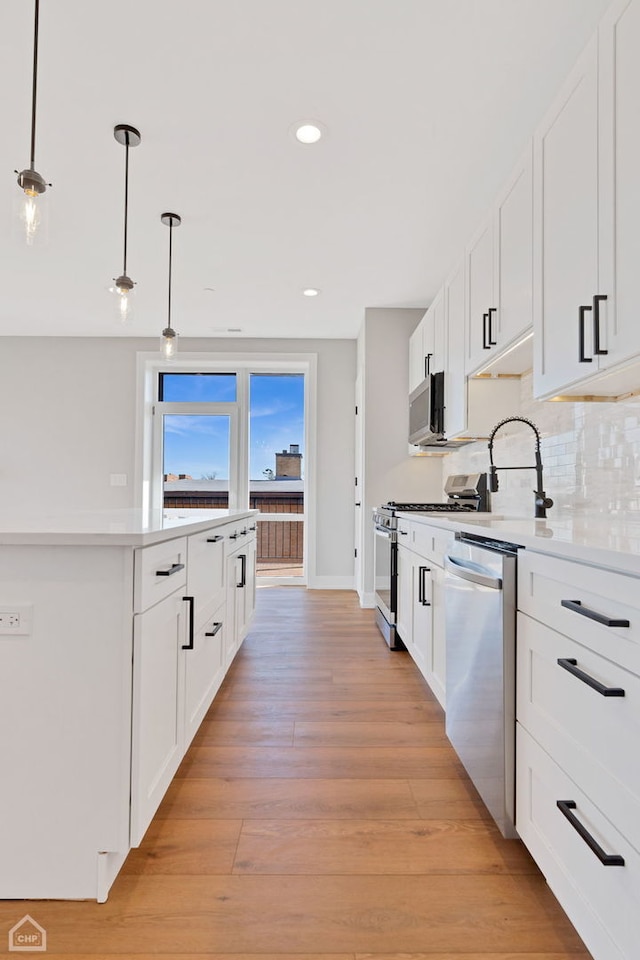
xmin=444 ymin=554 xmax=503 ymax=590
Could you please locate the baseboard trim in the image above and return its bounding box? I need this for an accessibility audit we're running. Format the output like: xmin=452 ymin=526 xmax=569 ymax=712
xmin=307 ymin=576 xmax=355 ymax=591
xmin=358 ymin=591 xmax=376 ymax=609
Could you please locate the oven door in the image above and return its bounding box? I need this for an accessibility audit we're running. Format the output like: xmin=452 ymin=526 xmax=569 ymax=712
xmin=374 ymin=523 xmax=397 ymax=625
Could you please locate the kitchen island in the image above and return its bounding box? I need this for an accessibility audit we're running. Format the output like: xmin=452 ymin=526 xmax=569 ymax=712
xmin=0 ymin=508 xmax=257 ymax=902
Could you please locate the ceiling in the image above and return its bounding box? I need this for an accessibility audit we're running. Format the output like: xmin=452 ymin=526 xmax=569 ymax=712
xmin=0 ymin=0 xmax=611 ymax=340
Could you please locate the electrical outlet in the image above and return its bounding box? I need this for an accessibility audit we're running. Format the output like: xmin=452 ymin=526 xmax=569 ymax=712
xmin=0 ymin=605 xmax=32 ymax=636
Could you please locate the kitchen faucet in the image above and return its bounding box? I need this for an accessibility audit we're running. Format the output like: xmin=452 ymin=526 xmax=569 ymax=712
xmin=487 ymin=416 xmax=554 ymax=519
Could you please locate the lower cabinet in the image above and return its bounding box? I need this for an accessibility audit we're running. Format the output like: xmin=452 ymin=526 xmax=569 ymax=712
xmin=131 ymin=519 xmax=257 ymax=848
xmin=397 ymin=531 xmax=446 ymax=708
xmin=516 ymin=549 xmax=640 ymax=960
xmin=131 ymin=590 xmax=187 ymax=846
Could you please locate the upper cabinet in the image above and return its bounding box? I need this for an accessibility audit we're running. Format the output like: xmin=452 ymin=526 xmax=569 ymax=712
xmin=408 ymin=289 xmax=446 ymax=393
xmin=465 ymin=146 xmax=534 ymax=376
xmin=534 ymin=0 xmax=640 ymax=399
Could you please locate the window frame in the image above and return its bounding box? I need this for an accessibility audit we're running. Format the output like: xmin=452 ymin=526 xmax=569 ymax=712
xmin=135 ymin=352 xmax=317 ymax=584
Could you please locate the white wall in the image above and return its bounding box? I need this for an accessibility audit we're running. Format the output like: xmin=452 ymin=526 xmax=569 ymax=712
xmin=357 ymin=309 xmax=444 ymax=603
xmin=445 ymin=372 xmax=640 ymax=519
xmin=0 ymin=336 xmax=356 ymax=583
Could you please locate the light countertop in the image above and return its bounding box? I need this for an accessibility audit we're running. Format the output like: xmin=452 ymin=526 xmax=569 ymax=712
xmin=396 ymin=511 xmax=640 ymax=577
xmin=0 ymin=508 xmax=258 ymax=547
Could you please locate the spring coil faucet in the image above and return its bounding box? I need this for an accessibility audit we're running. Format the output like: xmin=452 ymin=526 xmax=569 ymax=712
xmin=487 ymin=416 xmax=554 ymax=519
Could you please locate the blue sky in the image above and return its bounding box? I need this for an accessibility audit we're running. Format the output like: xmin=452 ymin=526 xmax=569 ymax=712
xmin=162 ymin=373 xmax=304 ymax=481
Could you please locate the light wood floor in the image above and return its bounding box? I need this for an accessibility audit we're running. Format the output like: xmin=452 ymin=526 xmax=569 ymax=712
xmin=1 ymin=587 xmax=592 ymax=959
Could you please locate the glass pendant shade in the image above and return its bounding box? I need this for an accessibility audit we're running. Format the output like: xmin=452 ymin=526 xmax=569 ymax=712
xmin=109 ymin=274 xmax=135 ymax=324
xmin=16 ymin=1 xmax=49 ymax=247
xmin=161 ymin=326 xmax=178 ymax=360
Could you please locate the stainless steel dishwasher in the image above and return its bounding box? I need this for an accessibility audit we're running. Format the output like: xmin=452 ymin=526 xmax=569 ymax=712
xmin=444 ymin=531 xmax=520 ymax=838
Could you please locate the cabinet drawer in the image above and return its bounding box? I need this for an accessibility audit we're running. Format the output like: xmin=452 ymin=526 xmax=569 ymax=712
xmin=518 ymin=550 xmax=640 ymax=676
xmin=410 ymin=521 xmax=454 ymax=567
xmin=187 ymin=528 xmax=226 ymax=627
xmin=516 ymin=724 xmax=638 ymax=960
xmin=134 ymin=537 xmax=188 ymax=613
xmin=518 ymin=612 xmax=640 ymax=846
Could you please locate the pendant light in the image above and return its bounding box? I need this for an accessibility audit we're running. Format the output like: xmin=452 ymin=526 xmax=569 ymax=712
xmin=15 ymin=0 xmax=50 ymax=245
xmin=110 ymin=124 xmax=141 ymax=323
xmin=160 ymin=213 xmax=181 ymax=360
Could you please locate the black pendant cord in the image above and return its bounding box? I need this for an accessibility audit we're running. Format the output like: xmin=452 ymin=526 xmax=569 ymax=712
xmin=29 ymin=0 xmax=40 ymax=168
xmin=167 ymin=220 xmax=173 ymax=329
xmin=122 ymin=134 xmax=130 ymax=275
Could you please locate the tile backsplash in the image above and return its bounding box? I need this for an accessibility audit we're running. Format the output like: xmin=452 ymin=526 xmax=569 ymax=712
xmin=446 ymin=373 xmax=640 ymax=518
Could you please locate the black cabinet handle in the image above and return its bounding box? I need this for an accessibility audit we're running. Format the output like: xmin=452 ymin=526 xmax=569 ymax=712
xmin=418 ymin=565 xmax=431 ymax=606
xmin=205 ymin=621 xmax=223 ymax=638
xmin=155 ymin=562 xmax=185 ymax=577
xmin=229 ymin=533 xmax=238 ymax=540
xmin=578 ymin=305 xmax=593 ymax=362
xmin=398 ymin=529 xmax=408 ymax=536
xmin=355 ymin=502 xmax=361 ymax=506
xmin=249 ymin=525 xmax=256 ymax=531
xmin=561 ymin=598 xmax=629 ymax=628
xmin=557 ymin=658 xmax=625 ymax=697
xmin=181 ymin=596 xmax=195 ymax=650
xmin=424 ymin=353 xmax=432 ymax=378
xmin=206 ymin=535 xmax=224 ymax=543
xmin=482 ymin=313 xmax=490 ymax=349
xmin=487 ymin=307 xmax=497 ymax=345
xmin=237 ymin=553 xmax=247 ymax=588
xmin=593 ymin=294 xmax=608 ymax=355
xmin=241 ymin=528 xmax=247 ymax=536
xmin=557 ymin=801 xmax=625 ymax=866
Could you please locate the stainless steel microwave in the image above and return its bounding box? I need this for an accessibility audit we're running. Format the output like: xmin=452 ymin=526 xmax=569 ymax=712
xmin=409 ymin=372 xmax=445 ymax=445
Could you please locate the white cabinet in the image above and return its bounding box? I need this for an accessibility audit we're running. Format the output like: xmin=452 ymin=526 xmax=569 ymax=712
xmin=131 ymin=590 xmax=187 ymax=846
xmin=533 ymin=36 xmax=600 ymax=398
xmin=444 ymin=256 xmax=521 ymax=441
xmin=516 ymin=547 xmax=640 ymax=960
xmin=408 ymin=291 xmax=446 ymax=393
xmin=534 ymin=0 xmax=640 ymax=399
xmin=396 ymin=517 xmax=451 ymax=708
xmin=493 ymin=143 xmax=534 ymax=352
xmin=466 ymin=215 xmax=495 ymax=374
xmin=465 ymin=145 xmax=534 ymax=376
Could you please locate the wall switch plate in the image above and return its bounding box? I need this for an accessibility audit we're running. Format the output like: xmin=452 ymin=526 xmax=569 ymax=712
xmin=0 ymin=604 xmax=33 ymax=636
xmin=110 ymin=474 xmax=128 ymax=487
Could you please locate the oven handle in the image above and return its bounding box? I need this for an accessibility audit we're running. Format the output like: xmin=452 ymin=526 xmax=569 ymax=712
xmin=374 ymin=525 xmax=394 ymax=539
xmin=444 ymin=555 xmax=502 ymax=590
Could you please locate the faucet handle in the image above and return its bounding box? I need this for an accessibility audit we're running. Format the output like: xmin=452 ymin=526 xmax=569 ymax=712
xmin=534 ymin=490 xmax=554 ymax=518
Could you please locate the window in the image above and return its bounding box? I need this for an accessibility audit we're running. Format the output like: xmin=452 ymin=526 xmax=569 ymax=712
xmin=141 ymin=356 xmax=313 ymax=584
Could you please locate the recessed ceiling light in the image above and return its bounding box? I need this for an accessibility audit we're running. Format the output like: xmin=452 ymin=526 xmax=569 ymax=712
xmin=291 ymin=120 xmax=326 ymax=144
xmin=303 ymin=288 xmax=320 ymax=297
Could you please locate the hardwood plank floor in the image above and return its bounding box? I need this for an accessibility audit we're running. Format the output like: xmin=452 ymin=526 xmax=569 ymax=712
xmin=0 ymin=587 xmax=592 ymax=959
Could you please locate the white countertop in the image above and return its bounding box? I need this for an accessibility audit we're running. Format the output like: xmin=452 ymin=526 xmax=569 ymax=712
xmin=0 ymin=508 xmax=258 ymax=547
xmin=397 ymin=510 xmax=640 ymax=577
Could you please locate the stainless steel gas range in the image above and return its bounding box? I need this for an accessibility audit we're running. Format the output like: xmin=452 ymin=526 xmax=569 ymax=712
xmin=373 ymin=473 xmax=489 ymax=648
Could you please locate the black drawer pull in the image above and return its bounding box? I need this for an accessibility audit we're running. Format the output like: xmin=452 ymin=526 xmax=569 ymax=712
xmin=155 ymin=562 xmax=185 ymax=577
xmin=398 ymin=529 xmax=408 ymax=536
xmin=205 ymin=621 xmax=223 ymax=638
xmin=229 ymin=533 xmax=238 ymax=540
xmin=249 ymin=525 xmax=256 ymax=531
xmin=241 ymin=528 xmax=247 ymax=535
xmin=557 ymin=658 xmax=625 ymax=697
xmin=593 ymin=294 xmax=608 ymax=355
xmin=561 ymin=598 xmax=629 ymax=628
xmin=482 ymin=312 xmax=490 ymax=349
xmin=418 ymin=565 xmax=431 ymax=606
xmin=487 ymin=307 xmax=497 ymax=345
xmin=206 ymin=535 xmax=224 ymax=543
xmin=237 ymin=553 xmax=247 ymax=588
xmin=578 ymin=304 xmax=593 ymax=362
xmin=557 ymin=801 xmax=625 ymax=866
xmin=181 ymin=596 xmax=195 ymax=650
